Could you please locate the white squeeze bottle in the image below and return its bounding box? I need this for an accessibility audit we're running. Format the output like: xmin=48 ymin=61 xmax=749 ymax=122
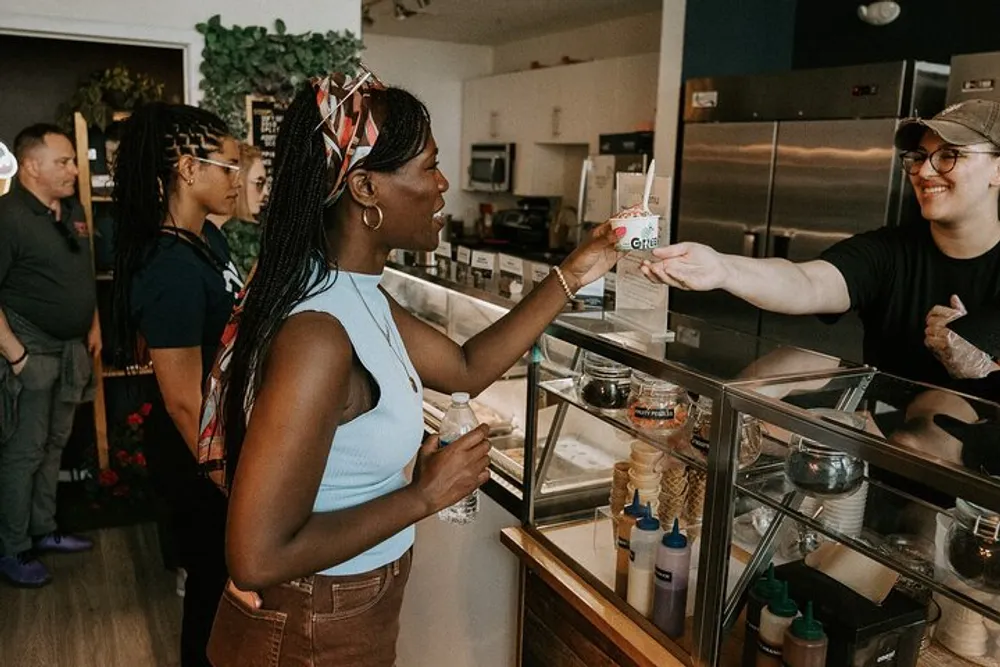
xmin=437 ymin=392 xmax=480 ymax=524
xmin=627 ymin=504 xmax=661 ymax=617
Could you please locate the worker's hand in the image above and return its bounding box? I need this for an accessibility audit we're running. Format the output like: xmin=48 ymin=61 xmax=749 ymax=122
xmin=640 ymin=242 xmax=728 ymax=291
xmin=925 ymin=295 xmax=999 ymax=379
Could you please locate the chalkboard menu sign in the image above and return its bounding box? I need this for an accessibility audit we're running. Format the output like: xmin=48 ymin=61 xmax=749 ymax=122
xmin=245 ymin=95 xmax=286 ymax=188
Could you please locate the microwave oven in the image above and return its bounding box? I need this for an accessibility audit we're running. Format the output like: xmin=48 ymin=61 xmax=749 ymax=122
xmin=468 ymin=143 xmax=515 ymax=192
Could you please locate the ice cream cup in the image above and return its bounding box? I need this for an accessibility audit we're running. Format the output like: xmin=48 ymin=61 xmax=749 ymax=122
xmin=612 ymin=214 xmax=660 ymax=252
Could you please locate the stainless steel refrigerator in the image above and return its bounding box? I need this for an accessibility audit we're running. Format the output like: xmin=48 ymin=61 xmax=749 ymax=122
xmin=672 ymin=61 xmax=948 ymax=363
xmin=948 ymin=51 xmax=1000 ymax=104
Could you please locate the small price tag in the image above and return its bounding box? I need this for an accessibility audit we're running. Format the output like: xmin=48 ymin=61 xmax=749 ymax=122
xmin=457 ymin=246 xmax=472 ymax=264
xmin=436 ymin=241 xmax=452 ymax=258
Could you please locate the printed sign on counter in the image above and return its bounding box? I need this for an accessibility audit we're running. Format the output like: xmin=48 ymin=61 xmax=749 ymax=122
xmin=498 ymin=253 xmax=524 ymax=297
xmin=435 ymin=241 xmax=453 ymax=277
xmin=471 ymin=250 xmax=497 ymax=290
xmin=455 ymin=246 xmax=473 ymax=284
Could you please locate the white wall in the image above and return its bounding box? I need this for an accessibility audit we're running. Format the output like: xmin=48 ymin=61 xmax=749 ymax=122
xmin=363 ymin=34 xmax=494 ymax=223
xmin=0 ymin=1 xmax=362 ymax=104
xmin=654 ymin=1 xmax=685 ymax=181
xmin=492 ymin=10 xmax=662 ymax=74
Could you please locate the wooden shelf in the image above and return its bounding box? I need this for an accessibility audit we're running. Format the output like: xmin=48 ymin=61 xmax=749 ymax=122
xmin=103 ymin=365 xmax=154 ymax=378
xmin=96 ymin=272 xmax=114 ymax=282
xmin=91 ymin=195 xmax=113 ymax=203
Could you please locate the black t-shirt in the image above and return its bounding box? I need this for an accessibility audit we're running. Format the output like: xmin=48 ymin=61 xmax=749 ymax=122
xmin=821 ymin=222 xmax=1000 ymax=397
xmin=0 ymin=182 xmax=96 ymax=339
xmin=130 ymin=226 xmax=238 ymax=380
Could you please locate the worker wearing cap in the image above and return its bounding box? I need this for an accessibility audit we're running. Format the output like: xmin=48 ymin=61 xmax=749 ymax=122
xmin=643 ymin=98 xmax=1000 ymax=396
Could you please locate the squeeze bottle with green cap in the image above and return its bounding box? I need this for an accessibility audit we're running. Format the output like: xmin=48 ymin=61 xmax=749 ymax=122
xmin=742 ymin=564 xmax=783 ymax=667
xmin=615 ymin=490 xmax=645 ymax=598
xmin=652 ymin=518 xmax=690 ymax=638
xmin=782 ymin=601 xmax=827 ymax=667
xmin=755 ymin=581 xmax=798 ymax=667
xmin=626 ymin=504 xmax=661 ymax=617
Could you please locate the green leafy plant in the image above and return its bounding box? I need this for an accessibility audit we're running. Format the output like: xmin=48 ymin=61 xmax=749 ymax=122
xmin=196 ymin=15 xmax=363 ymax=137
xmin=59 ymin=65 xmax=165 ymax=131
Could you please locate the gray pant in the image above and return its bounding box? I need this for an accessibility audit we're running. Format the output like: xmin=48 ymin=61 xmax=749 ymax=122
xmin=0 ymin=354 xmax=79 ymax=555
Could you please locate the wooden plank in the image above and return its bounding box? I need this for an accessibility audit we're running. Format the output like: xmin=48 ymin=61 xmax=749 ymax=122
xmin=74 ymin=112 xmax=110 ymax=471
xmin=501 ymin=526 xmax=689 ymax=667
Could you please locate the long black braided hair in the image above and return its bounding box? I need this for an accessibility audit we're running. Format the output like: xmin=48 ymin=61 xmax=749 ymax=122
xmin=110 ymin=102 xmax=229 ymax=368
xmin=221 ymin=81 xmax=432 ymax=484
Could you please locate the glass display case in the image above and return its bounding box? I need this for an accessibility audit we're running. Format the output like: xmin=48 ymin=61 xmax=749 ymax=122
xmin=384 ymin=262 xmax=1000 ymax=667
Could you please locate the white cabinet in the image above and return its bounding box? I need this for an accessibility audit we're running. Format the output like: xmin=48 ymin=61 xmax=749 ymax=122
xmin=461 ymin=53 xmax=660 ymax=196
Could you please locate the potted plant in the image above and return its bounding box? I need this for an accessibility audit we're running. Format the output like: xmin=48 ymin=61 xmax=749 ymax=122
xmin=59 ymin=65 xmax=165 ymax=131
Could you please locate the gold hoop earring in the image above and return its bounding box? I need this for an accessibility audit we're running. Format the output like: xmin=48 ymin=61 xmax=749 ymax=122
xmin=362 ymin=205 xmax=384 ymax=231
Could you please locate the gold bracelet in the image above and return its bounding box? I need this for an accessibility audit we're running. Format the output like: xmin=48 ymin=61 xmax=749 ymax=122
xmin=551 ymin=266 xmax=575 ymax=300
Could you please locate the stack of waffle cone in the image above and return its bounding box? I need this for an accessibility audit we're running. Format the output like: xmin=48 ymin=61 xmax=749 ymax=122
xmin=658 ymin=460 xmax=688 ymax=527
xmin=685 ymin=469 xmax=708 ymax=526
xmin=610 ymin=460 xmax=630 ymax=516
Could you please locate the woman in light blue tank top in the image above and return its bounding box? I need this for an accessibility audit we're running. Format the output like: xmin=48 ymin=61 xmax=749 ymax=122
xmin=203 ymin=67 xmax=623 ymax=667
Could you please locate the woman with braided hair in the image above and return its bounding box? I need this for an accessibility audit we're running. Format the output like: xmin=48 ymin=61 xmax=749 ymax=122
xmin=203 ymin=67 xmax=623 ymax=667
xmin=111 ymin=102 xmax=242 ymax=667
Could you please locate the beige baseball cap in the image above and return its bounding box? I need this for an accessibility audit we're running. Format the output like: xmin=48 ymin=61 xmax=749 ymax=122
xmin=895 ymin=99 xmax=1000 ymax=150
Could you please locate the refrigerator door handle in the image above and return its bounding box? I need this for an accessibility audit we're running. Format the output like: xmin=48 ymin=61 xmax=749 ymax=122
xmin=742 ymin=231 xmax=760 ymax=257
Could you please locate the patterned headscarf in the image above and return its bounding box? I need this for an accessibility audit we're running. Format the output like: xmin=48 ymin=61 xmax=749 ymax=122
xmin=312 ymin=64 xmax=386 ymax=206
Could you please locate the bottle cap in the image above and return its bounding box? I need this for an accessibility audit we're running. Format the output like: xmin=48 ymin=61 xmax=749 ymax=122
xmin=451 ymin=392 xmax=471 ymax=404
xmin=789 ymin=601 xmax=825 ymax=641
xmin=766 ymin=581 xmax=798 ymax=618
xmin=624 ymin=489 xmax=644 ymax=517
xmin=662 ymin=518 xmax=687 ymax=548
xmin=752 ymin=563 xmax=783 ymax=601
xmin=635 ymin=503 xmax=661 ymax=531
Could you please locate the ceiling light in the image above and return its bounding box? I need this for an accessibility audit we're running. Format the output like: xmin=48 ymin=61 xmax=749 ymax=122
xmin=857 ymin=1 xmax=901 ymax=25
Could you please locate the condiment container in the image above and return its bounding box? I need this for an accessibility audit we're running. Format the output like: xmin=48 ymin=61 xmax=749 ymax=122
xmin=742 ymin=564 xmax=783 ymax=667
xmin=947 ymin=497 xmax=1000 ymax=592
xmin=756 ymin=581 xmax=799 ymax=667
xmin=579 ymin=352 xmax=632 ymax=412
xmin=627 ymin=372 xmax=690 ymax=434
xmin=627 ymin=504 xmax=661 ymax=618
xmin=782 ymin=601 xmax=827 ymax=667
xmin=784 ymin=409 xmax=866 ymax=499
xmin=615 ymin=490 xmax=645 ymax=598
xmin=652 ymin=518 xmax=690 ymax=638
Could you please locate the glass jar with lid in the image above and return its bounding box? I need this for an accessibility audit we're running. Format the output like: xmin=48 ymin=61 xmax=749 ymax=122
xmin=783 ymin=409 xmax=866 ymax=499
xmin=626 ymin=371 xmax=690 ymax=434
xmin=578 ymin=352 xmax=631 ymax=412
xmin=947 ymin=498 xmax=1000 ymax=592
xmin=688 ymin=394 xmax=762 ymax=468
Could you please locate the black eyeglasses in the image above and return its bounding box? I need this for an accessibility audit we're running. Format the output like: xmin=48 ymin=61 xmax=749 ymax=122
xmin=900 ymin=147 xmax=1000 ymax=176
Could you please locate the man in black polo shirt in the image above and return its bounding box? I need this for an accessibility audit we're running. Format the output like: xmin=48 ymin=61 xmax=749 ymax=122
xmin=0 ymin=124 xmax=101 ymax=588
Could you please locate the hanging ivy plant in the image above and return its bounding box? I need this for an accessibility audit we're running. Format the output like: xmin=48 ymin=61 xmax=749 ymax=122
xmin=196 ymin=15 xmax=363 ymax=137
xmin=58 ymin=65 xmax=165 ymax=131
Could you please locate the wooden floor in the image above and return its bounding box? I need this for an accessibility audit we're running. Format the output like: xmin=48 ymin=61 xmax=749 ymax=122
xmin=0 ymin=523 xmax=182 ymax=667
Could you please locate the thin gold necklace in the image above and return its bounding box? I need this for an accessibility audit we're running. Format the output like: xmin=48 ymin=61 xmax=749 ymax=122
xmin=347 ymin=272 xmax=418 ymax=393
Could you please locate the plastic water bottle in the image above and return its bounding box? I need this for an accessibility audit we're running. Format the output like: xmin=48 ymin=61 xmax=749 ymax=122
xmin=437 ymin=392 xmax=480 ymax=524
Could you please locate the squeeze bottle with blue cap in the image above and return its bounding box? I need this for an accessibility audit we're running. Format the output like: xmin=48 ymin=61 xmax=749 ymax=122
xmin=652 ymin=518 xmax=690 ymax=637
xmin=626 ymin=504 xmax=661 ymax=617
xmin=615 ymin=490 xmax=645 ymax=598
xmin=437 ymin=392 xmax=480 ymax=524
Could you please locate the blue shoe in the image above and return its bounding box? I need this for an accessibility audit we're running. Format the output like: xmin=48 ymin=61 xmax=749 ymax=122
xmin=33 ymin=531 xmax=93 ymax=553
xmin=0 ymin=551 xmax=52 ymax=588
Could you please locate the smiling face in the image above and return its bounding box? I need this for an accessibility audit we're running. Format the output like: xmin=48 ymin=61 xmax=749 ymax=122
xmin=368 ymin=133 xmax=449 ymax=251
xmin=909 ymin=129 xmax=1000 ymax=226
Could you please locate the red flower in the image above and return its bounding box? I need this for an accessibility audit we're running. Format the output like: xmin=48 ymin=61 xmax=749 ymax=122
xmin=133 ymin=452 xmax=147 ymax=468
xmin=115 ymin=449 xmax=130 ymax=465
xmin=98 ymin=469 xmax=119 ymax=487
xmin=140 ymin=402 xmax=152 ymax=417
xmin=127 ymin=413 xmax=143 ymax=427
xmin=112 ymin=483 xmax=130 ymax=497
